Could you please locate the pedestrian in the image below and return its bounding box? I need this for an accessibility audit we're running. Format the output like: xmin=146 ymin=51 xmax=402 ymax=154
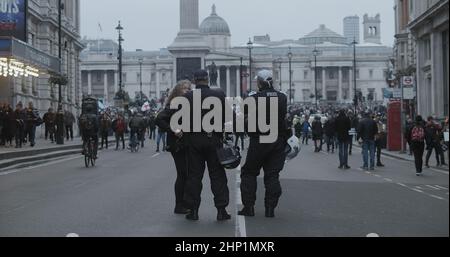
xmin=335 ymin=109 xmax=352 ymax=169
xmin=410 ymin=116 xmax=426 ymax=176
xmin=112 ymin=114 xmax=126 ymax=150
xmin=324 ymin=115 xmax=336 ymax=153
xmin=14 ymin=103 xmax=26 ymax=148
xmin=43 ymin=108 xmax=54 ymax=141
xmin=155 ymin=80 xmax=192 ymax=215
xmin=311 ymin=116 xmax=323 ymax=152
xmin=348 ymin=111 xmax=359 ymax=155
xmin=24 ymin=102 xmax=40 ymax=147
xmin=405 ymin=117 xmax=414 ymax=155
xmin=148 ymin=114 xmax=156 ymax=140
xmin=238 ymin=70 xmax=289 ymax=218
xmin=425 ymin=116 xmax=446 ymax=167
xmin=99 ymin=112 xmax=111 ymax=149
xmin=357 ymin=111 xmax=378 ymax=171
xmin=374 ymin=114 xmax=386 ymax=167
xmin=64 ymin=109 xmax=75 ymax=141
xmin=156 ymin=126 xmax=167 ymax=152
xmin=183 ymin=70 xmax=231 ymax=221
xmin=301 ymin=117 xmax=311 ymax=145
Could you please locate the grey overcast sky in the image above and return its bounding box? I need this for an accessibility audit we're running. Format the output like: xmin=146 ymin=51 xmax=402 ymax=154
xmin=81 ymin=0 xmax=395 ymax=51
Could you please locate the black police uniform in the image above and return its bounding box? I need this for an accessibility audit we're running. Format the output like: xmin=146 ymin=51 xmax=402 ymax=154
xmin=183 ymin=73 xmax=230 ymax=220
xmin=240 ymin=87 xmax=289 ymax=216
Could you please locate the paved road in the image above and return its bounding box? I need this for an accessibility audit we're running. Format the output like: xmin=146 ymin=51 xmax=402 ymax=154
xmin=0 ymin=139 xmax=448 ymax=237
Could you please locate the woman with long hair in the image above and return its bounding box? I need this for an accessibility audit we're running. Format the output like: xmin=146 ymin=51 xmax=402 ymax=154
xmin=155 ymin=80 xmax=192 ymax=214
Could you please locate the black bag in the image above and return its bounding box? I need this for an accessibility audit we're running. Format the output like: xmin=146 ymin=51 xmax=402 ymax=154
xmin=216 ymin=141 xmax=241 ymax=170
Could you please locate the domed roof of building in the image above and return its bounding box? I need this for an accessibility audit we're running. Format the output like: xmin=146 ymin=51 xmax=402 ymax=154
xmin=200 ymin=5 xmax=230 ymax=35
xmin=299 ymin=24 xmax=347 ymax=45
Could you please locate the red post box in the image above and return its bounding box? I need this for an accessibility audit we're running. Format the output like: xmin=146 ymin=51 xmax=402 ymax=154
xmin=387 ymin=101 xmax=402 ymax=151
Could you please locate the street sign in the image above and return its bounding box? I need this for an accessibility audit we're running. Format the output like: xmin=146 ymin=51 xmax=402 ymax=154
xmin=402 ymin=76 xmax=414 ymax=87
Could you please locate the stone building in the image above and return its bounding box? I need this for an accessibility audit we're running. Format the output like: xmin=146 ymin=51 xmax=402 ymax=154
xmin=0 ymin=0 xmax=83 ymax=116
xmin=81 ymin=3 xmax=392 ymax=107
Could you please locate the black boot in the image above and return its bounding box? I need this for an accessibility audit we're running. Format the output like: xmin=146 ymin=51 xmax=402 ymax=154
xmin=217 ymin=208 xmax=231 ymax=221
xmin=186 ymin=209 xmax=199 ymax=221
xmin=238 ymin=206 xmax=255 ymax=217
xmin=174 ymin=205 xmax=190 ymax=214
xmin=265 ymin=207 xmax=275 ymax=218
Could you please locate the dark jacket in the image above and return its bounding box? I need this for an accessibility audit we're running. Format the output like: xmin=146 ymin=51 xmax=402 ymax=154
xmin=335 ymin=113 xmax=352 ymax=142
xmin=324 ymin=118 xmax=336 ymax=137
xmin=311 ymin=120 xmax=323 ymax=138
xmin=245 ymin=87 xmax=289 ymax=140
xmin=357 ymin=118 xmax=378 ymax=141
xmin=155 ymin=106 xmax=184 ymax=153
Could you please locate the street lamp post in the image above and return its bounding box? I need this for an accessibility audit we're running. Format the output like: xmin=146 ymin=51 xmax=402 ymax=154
xmin=312 ymin=47 xmax=319 ymax=109
xmin=55 ymin=0 xmax=65 ymax=145
xmin=116 ymin=21 xmax=124 ymax=102
xmin=287 ymin=47 xmax=293 ymax=105
xmin=351 ymin=38 xmax=358 ymax=114
xmin=139 ymin=58 xmax=143 ymax=104
xmin=247 ymin=38 xmax=253 ymax=92
xmin=274 ymin=58 xmax=282 ymax=91
xmin=240 ymin=57 xmax=243 ymax=97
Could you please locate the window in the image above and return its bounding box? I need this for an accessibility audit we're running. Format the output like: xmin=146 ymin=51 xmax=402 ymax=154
xmin=304 ymin=70 xmax=308 ymax=80
xmin=356 ymin=69 xmax=360 ymax=79
xmin=123 ymin=73 xmax=127 ymax=82
xmin=151 ymin=73 xmax=156 ymax=82
xmin=96 ymin=72 xmax=102 ymax=83
xmin=162 ymin=73 xmax=166 ymax=82
xmin=369 ymin=70 xmax=374 ymax=79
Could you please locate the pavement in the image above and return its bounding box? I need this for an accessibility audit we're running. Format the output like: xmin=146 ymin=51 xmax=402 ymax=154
xmin=0 ymin=137 xmax=448 ymax=237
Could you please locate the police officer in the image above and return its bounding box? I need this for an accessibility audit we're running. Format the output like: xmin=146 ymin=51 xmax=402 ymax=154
xmin=183 ymin=70 xmax=231 ymax=221
xmin=238 ymin=70 xmax=289 ymax=218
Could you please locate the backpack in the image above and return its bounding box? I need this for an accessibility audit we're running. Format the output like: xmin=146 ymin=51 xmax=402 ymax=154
xmin=80 ymin=114 xmax=96 ymax=131
xmin=411 ymin=126 xmax=425 ymax=142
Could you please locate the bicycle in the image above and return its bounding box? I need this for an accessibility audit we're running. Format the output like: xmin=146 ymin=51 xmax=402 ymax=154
xmin=129 ymin=130 xmax=140 ymax=153
xmin=84 ymin=137 xmax=97 ymax=167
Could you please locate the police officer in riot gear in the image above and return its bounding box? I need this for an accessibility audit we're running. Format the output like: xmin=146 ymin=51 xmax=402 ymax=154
xmin=239 ymin=70 xmax=289 ymax=218
xmin=183 ymin=70 xmax=231 ymax=221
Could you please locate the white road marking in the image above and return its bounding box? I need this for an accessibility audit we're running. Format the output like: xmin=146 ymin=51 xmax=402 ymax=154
xmin=429 ymin=195 xmax=445 ymax=201
xmin=415 ymin=186 xmax=423 ymax=190
xmin=428 ymin=168 xmax=449 ymax=175
xmin=434 ymin=185 xmax=448 ymax=190
xmin=151 ymin=153 xmax=160 ymax=158
xmin=366 ymin=233 xmax=380 ymax=237
xmin=397 ymin=183 xmax=407 ymax=187
xmin=383 ymin=178 xmax=393 ymax=182
xmin=235 ymin=168 xmax=246 ymax=238
xmin=0 ymin=155 xmax=82 ymax=176
xmin=412 ymin=189 xmax=424 ymax=193
xmin=425 ymin=185 xmax=440 ymax=190
xmin=373 ymin=174 xmax=381 ymax=178
xmin=66 ymin=233 xmax=79 ymax=237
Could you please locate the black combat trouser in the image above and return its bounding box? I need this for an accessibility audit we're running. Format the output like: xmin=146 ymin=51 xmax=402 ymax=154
xmin=171 ymin=148 xmax=188 ymax=208
xmin=241 ymin=137 xmax=286 ymax=209
xmin=101 ymin=131 xmax=109 ymax=149
xmin=66 ymin=125 xmax=73 ymax=140
xmin=184 ymin=134 xmax=229 ymax=210
xmin=375 ymin=139 xmax=383 ymax=164
xmin=412 ymin=141 xmax=425 ymax=173
xmin=15 ymin=126 xmax=24 ymax=148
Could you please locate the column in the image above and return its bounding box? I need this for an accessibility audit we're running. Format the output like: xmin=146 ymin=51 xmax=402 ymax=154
xmin=236 ymin=67 xmax=241 ymax=97
xmin=338 ymin=67 xmax=343 ymax=103
xmin=104 ymin=71 xmax=108 ymax=103
xmin=226 ymin=67 xmax=231 ymax=97
xmin=156 ymin=70 xmax=161 ymax=99
xmin=217 ymin=68 xmax=221 ymax=88
xmin=114 ymin=71 xmax=118 ymax=94
xmin=322 ymin=68 xmax=326 ymax=100
xmin=87 ymin=71 xmax=92 ymax=95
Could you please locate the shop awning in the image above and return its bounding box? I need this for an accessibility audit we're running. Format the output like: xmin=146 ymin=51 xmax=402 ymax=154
xmin=0 ymin=37 xmax=60 ymax=75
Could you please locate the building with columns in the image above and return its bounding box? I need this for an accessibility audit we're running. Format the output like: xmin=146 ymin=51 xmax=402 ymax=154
xmin=1 ymin=0 xmax=83 ymax=115
xmin=81 ymin=3 xmax=392 ymax=106
xmin=80 ymin=39 xmax=174 ymax=105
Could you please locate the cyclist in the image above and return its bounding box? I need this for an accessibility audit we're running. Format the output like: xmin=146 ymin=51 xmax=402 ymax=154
xmin=79 ymin=98 xmax=99 ymax=159
xmin=128 ymin=110 xmax=146 ymax=150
